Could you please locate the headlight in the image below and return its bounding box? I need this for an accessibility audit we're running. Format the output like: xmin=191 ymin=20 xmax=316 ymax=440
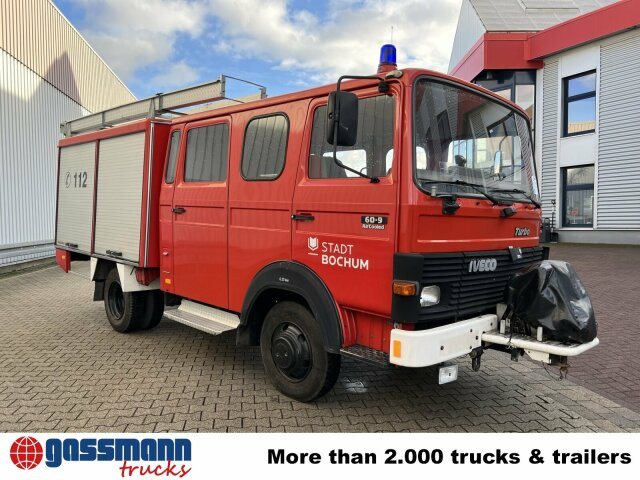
xmin=420 ymin=285 xmax=440 ymax=307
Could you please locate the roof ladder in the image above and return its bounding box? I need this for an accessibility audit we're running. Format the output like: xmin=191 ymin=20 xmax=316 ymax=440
xmin=60 ymin=75 xmax=267 ymax=137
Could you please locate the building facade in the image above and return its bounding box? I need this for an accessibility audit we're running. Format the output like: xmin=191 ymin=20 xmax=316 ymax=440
xmin=1 ymin=0 xmax=135 ymax=265
xmin=449 ymin=0 xmax=640 ymax=244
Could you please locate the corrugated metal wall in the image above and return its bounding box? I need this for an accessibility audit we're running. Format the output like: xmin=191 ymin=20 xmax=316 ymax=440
xmin=0 ymin=50 xmax=87 ymax=265
xmin=597 ymin=33 xmax=640 ymax=229
xmin=448 ymin=0 xmax=486 ymax=73
xmin=540 ymin=60 xmax=559 ymax=218
xmin=0 ymin=0 xmax=136 ymax=266
xmin=0 ymin=0 xmax=134 ymax=112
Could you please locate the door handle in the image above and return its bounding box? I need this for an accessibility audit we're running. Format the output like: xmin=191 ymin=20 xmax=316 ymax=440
xmin=291 ymin=213 xmax=315 ymax=221
xmin=172 ymin=207 xmax=186 ymax=214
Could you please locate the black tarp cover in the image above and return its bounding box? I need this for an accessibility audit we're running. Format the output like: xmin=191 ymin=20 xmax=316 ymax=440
xmin=505 ymin=260 xmax=597 ymax=344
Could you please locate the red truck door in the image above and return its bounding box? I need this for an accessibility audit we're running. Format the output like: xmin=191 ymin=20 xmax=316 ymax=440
xmin=292 ymin=90 xmax=400 ymax=319
xmin=227 ymin=106 xmax=302 ymax=311
xmin=159 ymin=126 xmax=183 ymax=293
xmin=168 ymin=118 xmax=231 ymax=308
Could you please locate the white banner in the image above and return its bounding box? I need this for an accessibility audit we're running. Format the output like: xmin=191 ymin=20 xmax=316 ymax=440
xmin=1 ymin=433 xmax=638 ymax=479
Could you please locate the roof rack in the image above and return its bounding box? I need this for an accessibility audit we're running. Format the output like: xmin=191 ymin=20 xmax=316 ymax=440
xmin=60 ymin=75 xmax=267 ymax=137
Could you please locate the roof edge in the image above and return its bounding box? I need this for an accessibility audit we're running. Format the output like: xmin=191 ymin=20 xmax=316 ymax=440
xmin=527 ymin=0 xmax=640 ymax=59
xmin=47 ymin=0 xmax=136 ymax=100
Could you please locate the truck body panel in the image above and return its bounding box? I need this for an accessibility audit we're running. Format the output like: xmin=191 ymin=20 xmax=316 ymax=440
xmin=55 ymin=119 xmax=170 ymax=268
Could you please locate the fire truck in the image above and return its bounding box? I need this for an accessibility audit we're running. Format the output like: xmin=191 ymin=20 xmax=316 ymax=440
xmin=54 ymin=45 xmax=598 ymax=401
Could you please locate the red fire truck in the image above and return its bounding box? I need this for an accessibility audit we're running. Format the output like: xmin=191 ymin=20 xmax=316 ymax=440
xmin=55 ymin=46 xmax=598 ymax=401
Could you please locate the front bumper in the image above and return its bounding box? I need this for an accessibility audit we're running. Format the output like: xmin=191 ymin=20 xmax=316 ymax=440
xmin=389 ymin=314 xmax=599 ymax=368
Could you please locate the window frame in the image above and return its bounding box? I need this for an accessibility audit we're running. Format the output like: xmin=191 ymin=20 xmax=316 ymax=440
xmin=562 ymin=70 xmax=597 ymax=137
xmin=411 ymin=75 xmax=538 ymax=203
xmin=164 ymin=129 xmax=182 ymax=184
xmin=183 ymin=120 xmax=230 ymax=183
xmin=306 ymin=92 xmax=396 ymax=181
xmin=561 ymin=164 xmax=595 ymax=228
xmin=240 ymin=113 xmax=290 ymax=182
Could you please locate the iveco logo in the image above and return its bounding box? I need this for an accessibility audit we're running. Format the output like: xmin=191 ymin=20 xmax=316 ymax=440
xmin=515 ymin=227 xmax=531 ymax=237
xmin=468 ymin=258 xmax=498 ymax=273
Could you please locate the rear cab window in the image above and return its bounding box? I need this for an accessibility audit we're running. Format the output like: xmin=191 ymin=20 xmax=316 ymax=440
xmin=241 ymin=114 xmax=289 ymax=181
xmin=184 ymin=123 xmax=229 ymax=182
xmin=164 ymin=130 xmax=181 ymax=183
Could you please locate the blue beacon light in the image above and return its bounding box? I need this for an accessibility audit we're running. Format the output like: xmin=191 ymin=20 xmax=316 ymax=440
xmin=379 ymin=44 xmax=397 ymax=66
xmin=378 ymin=44 xmax=397 ymax=74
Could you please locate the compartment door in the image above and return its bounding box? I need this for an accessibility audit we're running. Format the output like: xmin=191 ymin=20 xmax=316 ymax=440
xmin=56 ymin=142 xmax=96 ymax=253
xmin=94 ymin=132 xmax=146 ymax=263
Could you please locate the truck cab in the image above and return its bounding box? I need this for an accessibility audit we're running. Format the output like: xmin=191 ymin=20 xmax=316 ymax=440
xmin=55 ymin=47 xmax=598 ymax=402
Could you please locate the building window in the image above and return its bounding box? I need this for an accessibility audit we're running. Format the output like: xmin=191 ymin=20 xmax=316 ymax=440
xmin=184 ymin=123 xmax=229 ymax=182
xmin=241 ymin=114 xmax=288 ymax=180
xmin=562 ymin=165 xmax=594 ymax=227
xmin=308 ymin=95 xmax=394 ymax=178
xmin=474 ymin=70 xmax=536 ymax=127
xmin=563 ymin=71 xmax=596 ymax=137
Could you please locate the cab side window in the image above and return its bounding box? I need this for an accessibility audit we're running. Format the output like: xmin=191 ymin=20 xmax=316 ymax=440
xmin=309 ymin=95 xmax=394 ymax=179
xmin=184 ymin=123 xmax=229 ymax=182
xmin=241 ymin=114 xmax=289 ymax=180
xmin=165 ymin=130 xmax=181 ymax=183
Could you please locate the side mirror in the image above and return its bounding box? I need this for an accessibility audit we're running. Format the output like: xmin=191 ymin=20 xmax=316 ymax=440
xmin=326 ymin=91 xmax=358 ymax=146
xmin=493 ymin=150 xmax=503 ymax=172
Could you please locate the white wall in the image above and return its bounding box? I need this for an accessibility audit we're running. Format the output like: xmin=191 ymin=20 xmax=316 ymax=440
xmin=0 ymin=49 xmax=89 ymax=265
xmin=537 ymin=30 xmax=640 ymax=243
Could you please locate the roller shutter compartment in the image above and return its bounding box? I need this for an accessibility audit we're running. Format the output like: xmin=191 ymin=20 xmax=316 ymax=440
xmin=94 ymin=132 xmax=146 ymax=263
xmin=56 ymin=142 xmax=96 ymax=253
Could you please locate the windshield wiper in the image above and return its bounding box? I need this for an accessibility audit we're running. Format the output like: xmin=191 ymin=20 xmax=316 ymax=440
xmin=488 ymin=187 xmax=541 ymax=209
xmin=421 ymin=179 xmax=506 ymax=206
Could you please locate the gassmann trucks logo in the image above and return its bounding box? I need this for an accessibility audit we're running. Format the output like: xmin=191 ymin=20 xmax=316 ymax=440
xmin=9 ymin=436 xmax=192 ymax=478
xmin=10 ymin=436 xmax=43 ymax=470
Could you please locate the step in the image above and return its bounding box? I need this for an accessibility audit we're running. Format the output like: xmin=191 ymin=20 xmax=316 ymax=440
xmin=341 ymin=345 xmax=390 ymax=367
xmin=164 ymin=300 xmax=240 ymax=335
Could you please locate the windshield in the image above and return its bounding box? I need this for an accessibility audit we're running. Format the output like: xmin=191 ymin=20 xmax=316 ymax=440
xmin=413 ymin=78 xmax=538 ymax=202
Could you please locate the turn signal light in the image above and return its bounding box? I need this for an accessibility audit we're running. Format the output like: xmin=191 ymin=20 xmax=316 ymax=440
xmin=392 ymin=281 xmax=417 ymax=296
xmin=392 ymin=340 xmax=402 ymax=358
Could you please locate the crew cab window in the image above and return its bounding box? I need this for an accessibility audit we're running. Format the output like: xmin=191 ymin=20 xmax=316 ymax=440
xmin=184 ymin=123 xmax=229 ymax=182
xmin=308 ymin=95 xmax=394 ymax=178
xmin=241 ymin=114 xmax=289 ymax=180
xmin=165 ymin=130 xmax=181 ymax=183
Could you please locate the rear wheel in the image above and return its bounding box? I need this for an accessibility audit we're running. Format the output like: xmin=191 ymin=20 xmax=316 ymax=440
xmin=140 ymin=290 xmax=164 ymax=330
xmin=260 ymin=301 xmax=340 ymax=402
xmin=103 ymin=268 xmax=146 ymax=332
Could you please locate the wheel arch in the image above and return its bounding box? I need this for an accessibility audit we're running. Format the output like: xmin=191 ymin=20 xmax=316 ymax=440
xmin=237 ymin=261 xmax=343 ymax=354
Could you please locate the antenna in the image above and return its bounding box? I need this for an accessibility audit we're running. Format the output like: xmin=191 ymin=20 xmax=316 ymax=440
xmin=390 ymin=25 xmax=394 ymax=43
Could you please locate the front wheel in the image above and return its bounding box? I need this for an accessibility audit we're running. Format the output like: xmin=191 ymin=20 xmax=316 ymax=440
xmin=260 ymin=301 xmax=340 ymax=402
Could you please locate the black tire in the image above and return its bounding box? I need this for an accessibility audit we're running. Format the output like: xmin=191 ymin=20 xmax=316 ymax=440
xmin=140 ymin=290 xmax=164 ymax=330
xmin=103 ymin=268 xmax=146 ymax=333
xmin=260 ymin=301 xmax=340 ymax=402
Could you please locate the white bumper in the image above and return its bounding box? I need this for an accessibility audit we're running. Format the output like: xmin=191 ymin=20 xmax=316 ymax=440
xmin=389 ymin=314 xmax=600 ymax=368
xmin=390 ymin=314 xmax=497 ymax=367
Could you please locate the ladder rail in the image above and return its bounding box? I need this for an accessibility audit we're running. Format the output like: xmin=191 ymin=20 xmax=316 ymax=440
xmin=60 ymin=75 xmax=267 ymax=137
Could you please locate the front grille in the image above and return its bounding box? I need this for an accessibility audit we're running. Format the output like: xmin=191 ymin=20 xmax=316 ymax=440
xmin=417 ymin=247 xmax=544 ymax=323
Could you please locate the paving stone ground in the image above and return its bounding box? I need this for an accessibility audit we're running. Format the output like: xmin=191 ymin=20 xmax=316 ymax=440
xmin=548 ymin=244 xmax=640 ymax=412
xmin=0 ymin=255 xmax=639 ymax=433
